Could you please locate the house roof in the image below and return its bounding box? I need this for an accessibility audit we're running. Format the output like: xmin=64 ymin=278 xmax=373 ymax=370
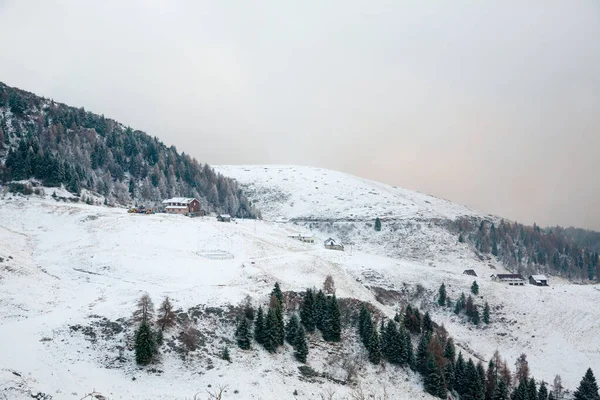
xmin=162 ymin=197 xmax=196 ymax=204
xmin=463 ymin=269 xmax=477 ymax=276
xmin=218 ymin=214 xmax=232 ymax=218
xmin=165 ymin=205 xmax=188 ymax=209
xmin=530 ymin=275 xmax=548 ymax=281
xmin=324 ymin=238 xmax=339 ymax=245
xmin=495 ymin=274 xmax=525 ymax=280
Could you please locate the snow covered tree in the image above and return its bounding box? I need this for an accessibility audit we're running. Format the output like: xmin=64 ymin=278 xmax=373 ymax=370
xmin=466 ymin=295 xmax=475 ymax=318
xmin=573 ymin=368 xmax=600 ymax=400
xmin=472 ymin=280 xmax=479 ymax=295
xmin=374 ymin=217 xmax=382 ymax=232
xmin=221 ymin=346 xmax=231 ymax=362
xmin=438 ymin=283 xmax=447 ymax=306
xmin=538 ymin=382 xmax=549 ymax=400
xmin=254 ymin=306 xmax=265 ymax=344
xmin=322 ymin=294 xmax=341 ymax=342
xmin=466 ymin=358 xmax=485 ymax=400
xmin=314 ymin=290 xmax=327 ymax=331
xmin=493 ymin=380 xmax=509 ymax=400
xmin=444 ymin=338 xmax=456 ymax=364
xmin=156 ymin=296 xmax=176 ymax=331
xmin=300 ymin=288 xmax=316 ymax=332
xmin=424 ymin=354 xmax=446 ymax=399
xmin=294 ymin=325 xmax=308 ymax=363
xmin=405 ymin=330 xmax=416 ymax=370
xmin=323 ymin=275 xmax=336 ymax=295
xmin=368 ymin=329 xmax=382 ymax=364
xmin=422 ymin=311 xmax=434 ymax=332
xmin=271 ymin=282 xmax=284 ymax=305
xmin=285 ymin=314 xmax=300 ymax=345
xmin=472 ymin=305 xmax=481 ymax=326
xmin=484 ymin=302 xmax=491 ymax=324
xmin=236 ymin=317 xmax=252 ymax=350
xmin=134 ymin=321 xmax=156 ymax=365
xmin=416 ymin=333 xmax=431 ymax=375
xmin=263 ymin=307 xmax=279 ymax=353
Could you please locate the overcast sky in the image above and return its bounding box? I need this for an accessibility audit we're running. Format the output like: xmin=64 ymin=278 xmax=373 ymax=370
xmin=1 ymin=1 xmax=599 ymax=229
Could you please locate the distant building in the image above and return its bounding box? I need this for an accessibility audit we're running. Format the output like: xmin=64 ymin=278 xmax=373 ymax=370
xmin=529 ymin=275 xmax=549 ymax=286
xmin=162 ymin=197 xmax=203 ymax=216
xmin=463 ymin=269 xmax=477 ymax=277
xmin=491 ymin=274 xmax=526 ymax=286
xmin=289 ymin=234 xmax=315 ymax=243
xmin=217 ymin=214 xmax=232 ymax=222
xmin=324 ymin=238 xmax=344 ymax=251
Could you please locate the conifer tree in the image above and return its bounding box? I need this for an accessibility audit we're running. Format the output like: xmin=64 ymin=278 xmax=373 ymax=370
xmin=368 ymin=329 xmax=382 ymax=364
xmin=384 ymin=320 xmax=399 ymax=363
xmin=314 ymin=290 xmax=327 ymax=331
xmin=416 ymin=332 xmax=431 ymax=375
xmin=272 ymin=282 xmax=284 ymax=306
xmin=254 ymin=306 xmax=265 ymax=344
xmin=263 ymin=307 xmax=278 ymax=352
xmin=300 ymin=288 xmax=316 ymax=332
xmin=455 ymin=292 xmax=467 ymax=315
xmin=325 ymin=294 xmax=341 ymax=342
xmin=466 ymin=359 xmax=485 ymax=400
xmin=360 ymin=309 xmax=374 ymax=350
xmin=466 ymin=295 xmax=475 ymax=318
xmin=221 ymin=346 xmax=231 ymax=362
xmin=285 ymin=314 xmax=300 ymax=345
xmin=438 ymin=283 xmax=447 ymax=306
xmin=573 ymin=368 xmax=600 ymax=400
xmin=455 ymin=352 xmax=467 ymax=396
xmin=135 ymin=321 xmax=156 ymax=365
xmin=528 ymin=378 xmax=538 ymax=400
xmin=274 ymin=299 xmax=285 ymax=346
xmin=375 ymin=217 xmax=382 ymax=232
xmin=444 ymin=338 xmax=456 ymax=364
xmin=486 ymin=359 xmax=498 ymax=400
xmin=236 ymin=317 xmax=252 ymax=350
xmin=484 ymin=302 xmax=491 ymax=324
xmin=405 ymin=330 xmax=416 ymax=370
xmin=294 ymin=325 xmax=309 ymax=363
xmin=459 ymin=233 xmax=465 ymax=243
xmin=472 ymin=280 xmax=480 ymax=295
xmin=472 ymin=306 xmax=481 ymax=326
xmin=538 ymin=382 xmax=549 ymax=400
xmin=423 ymin=311 xmax=434 ymax=332
xmin=358 ymin=305 xmax=370 ymax=343
xmin=444 ymin=361 xmax=456 ymax=392
xmin=424 ymin=354 xmax=447 ymax=399
xmin=493 ymin=380 xmax=509 ymax=400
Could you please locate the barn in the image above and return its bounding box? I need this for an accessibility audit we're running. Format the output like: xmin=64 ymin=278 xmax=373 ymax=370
xmin=217 ymin=214 xmax=232 ymax=222
xmin=463 ymin=269 xmax=477 ymax=277
xmin=491 ymin=273 xmax=526 ymax=286
xmin=162 ymin=198 xmax=203 ymax=216
xmin=529 ymin=275 xmax=549 ymax=286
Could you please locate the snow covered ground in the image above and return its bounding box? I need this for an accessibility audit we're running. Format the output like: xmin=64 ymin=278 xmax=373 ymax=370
xmin=0 ymin=167 xmax=598 ymax=399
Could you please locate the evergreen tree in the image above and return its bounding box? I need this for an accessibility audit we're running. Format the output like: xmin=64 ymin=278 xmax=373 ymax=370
xmin=275 ymin=300 xmax=285 ymax=346
xmin=314 ymin=290 xmax=327 ymax=331
xmin=405 ymin=330 xmax=416 ymax=370
xmin=375 ymin=217 xmax=382 ymax=232
xmin=424 ymin=354 xmax=446 ymax=399
xmin=416 ymin=332 xmax=431 ymax=375
xmin=438 ymin=283 xmax=447 ymax=306
xmin=423 ymin=311 xmax=434 ymax=332
xmin=466 ymin=359 xmax=485 ymax=400
xmin=324 ymin=294 xmax=341 ymax=342
xmin=254 ymin=306 xmax=265 ymax=344
xmin=294 ymin=326 xmax=309 ymax=363
xmin=134 ymin=321 xmax=156 ymax=365
xmin=360 ymin=309 xmax=374 ymax=350
xmin=528 ymin=378 xmax=538 ymax=400
xmin=472 ymin=306 xmax=481 ymax=326
xmin=300 ymin=288 xmax=316 ymax=332
xmin=486 ymin=359 xmax=498 ymax=400
xmin=285 ymin=314 xmax=300 ymax=345
xmin=444 ymin=338 xmax=456 ymax=364
xmin=368 ymin=329 xmax=382 ymax=364
xmin=538 ymin=382 xmax=549 ymax=400
xmin=459 ymin=233 xmax=465 ymax=243
xmin=455 ymin=292 xmax=467 ymax=315
xmin=573 ymin=368 xmax=600 ymax=400
xmin=455 ymin=352 xmax=467 ymax=396
xmin=383 ymin=320 xmax=399 ymax=363
xmin=444 ymin=361 xmax=456 ymax=392
xmin=263 ymin=307 xmax=278 ymax=352
xmin=493 ymin=380 xmax=509 ymax=400
xmin=472 ymin=280 xmax=480 ymax=295
xmin=484 ymin=302 xmax=491 ymax=324
xmin=272 ymin=282 xmax=284 ymax=305
xmin=221 ymin=346 xmax=231 ymax=362
xmin=236 ymin=317 xmax=252 ymax=350
xmin=466 ymin=295 xmax=475 ymax=318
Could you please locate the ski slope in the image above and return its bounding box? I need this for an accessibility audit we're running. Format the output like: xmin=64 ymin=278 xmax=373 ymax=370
xmin=0 ymin=170 xmax=598 ymax=399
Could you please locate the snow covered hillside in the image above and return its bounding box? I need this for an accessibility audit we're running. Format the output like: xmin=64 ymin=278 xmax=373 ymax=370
xmin=0 ymin=167 xmax=598 ymax=399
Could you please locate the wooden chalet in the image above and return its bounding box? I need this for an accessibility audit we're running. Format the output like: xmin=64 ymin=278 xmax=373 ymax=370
xmin=529 ymin=275 xmax=549 ymax=286
xmin=491 ymin=273 xmax=526 ymax=286
xmin=463 ymin=269 xmax=477 ymax=277
xmin=162 ymin=197 xmax=203 ymax=216
xmin=217 ymin=214 xmax=232 ymax=222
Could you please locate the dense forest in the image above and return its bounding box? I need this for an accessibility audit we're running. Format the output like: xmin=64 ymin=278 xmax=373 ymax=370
xmin=0 ymin=82 xmax=258 ymax=218
xmin=455 ymin=217 xmax=600 ymax=281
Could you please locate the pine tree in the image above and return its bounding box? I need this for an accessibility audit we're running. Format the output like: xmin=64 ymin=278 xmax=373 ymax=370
xmin=423 ymin=311 xmax=434 ymax=332
xmin=375 ymin=217 xmax=382 ymax=232
xmin=538 ymin=382 xmax=549 ymax=400
xmin=383 ymin=320 xmax=399 ymax=363
xmin=455 ymin=352 xmax=467 ymax=396
xmin=300 ymin=288 xmax=316 ymax=332
xmin=484 ymin=302 xmax=491 ymax=324
xmin=416 ymin=332 xmax=431 ymax=375
xmin=324 ymin=294 xmax=341 ymax=342
xmin=294 ymin=326 xmax=308 ymax=363
xmin=466 ymin=359 xmax=485 ymax=400
xmin=528 ymin=378 xmax=538 ymax=400
xmin=134 ymin=321 xmax=156 ymax=365
xmin=438 ymin=283 xmax=447 ymax=306
xmin=573 ymin=368 xmax=600 ymax=400
xmin=272 ymin=282 xmax=284 ymax=305
xmin=285 ymin=314 xmax=300 ymax=345
xmin=368 ymin=329 xmax=382 ymax=364
xmin=466 ymin=295 xmax=475 ymax=318
xmin=405 ymin=330 xmax=416 ymax=370
xmin=444 ymin=361 xmax=456 ymax=392
xmin=221 ymin=346 xmax=231 ymax=362
xmin=493 ymin=380 xmax=509 ymax=400
xmin=444 ymin=338 xmax=456 ymax=364
xmin=314 ymin=290 xmax=327 ymax=332
xmin=236 ymin=317 xmax=252 ymax=350
xmin=472 ymin=280 xmax=479 ymax=295
xmin=254 ymin=306 xmax=265 ymax=344
xmin=424 ymin=354 xmax=446 ymax=399
xmin=275 ymin=300 xmax=285 ymax=346
xmin=360 ymin=309 xmax=374 ymax=350
xmin=263 ymin=307 xmax=278 ymax=352
xmin=459 ymin=233 xmax=465 ymax=243
xmin=472 ymin=306 xmax=481 ymax=325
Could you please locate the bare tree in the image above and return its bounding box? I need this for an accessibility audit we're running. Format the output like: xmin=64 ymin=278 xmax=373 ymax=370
xmin=341 ymin=355 xmax=360 ymax=383
xmin=323 ymin=275 xmax=336 ymax=295
xmin=180 ymin=320 xmax=200 ymax=352
xmin=320 ymin=387 xmax=336 ymax=400
xmin=205 ymin=385 xmax=228 ymax=400
xmin=514 ymin=353 xmax=530 ymax=384
xmin=156 ymin=296 xmax=176 ymax=331
xmin=553 ymin=375 xmax=564 ymax=400
xmin=133 ymin=293 xmax=155 ymax=324
xmin=350 ymin=384 xmax=367 ymax=400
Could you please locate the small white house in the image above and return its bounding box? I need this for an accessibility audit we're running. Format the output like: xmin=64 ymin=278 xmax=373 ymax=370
xmin=324 ymin=238 xmax=344 ymax=251
xmin=529 ymin=275 xmax=549 ymax=286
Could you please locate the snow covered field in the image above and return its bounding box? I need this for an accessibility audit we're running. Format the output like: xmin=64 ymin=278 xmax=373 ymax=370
xmin=0 ymin=167 xmax=598 ymax=399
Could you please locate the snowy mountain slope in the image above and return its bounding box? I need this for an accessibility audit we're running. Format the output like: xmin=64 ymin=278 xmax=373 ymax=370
xmin=1 ymin=168 xmax=599 ymax=399
xmin=214 ymin=165 xmax=481 ymax=222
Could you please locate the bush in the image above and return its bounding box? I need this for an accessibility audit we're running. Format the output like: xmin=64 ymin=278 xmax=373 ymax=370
xmin=9 ymin=182 xmax=33 ymax=195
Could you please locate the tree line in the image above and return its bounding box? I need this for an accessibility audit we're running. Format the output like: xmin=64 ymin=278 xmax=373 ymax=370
xmin=0 ymin=82 xmax=258 ymax=217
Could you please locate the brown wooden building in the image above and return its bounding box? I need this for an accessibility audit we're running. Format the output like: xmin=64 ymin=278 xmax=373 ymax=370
xmin=162 ymin=197 xmax=203 ymax=216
